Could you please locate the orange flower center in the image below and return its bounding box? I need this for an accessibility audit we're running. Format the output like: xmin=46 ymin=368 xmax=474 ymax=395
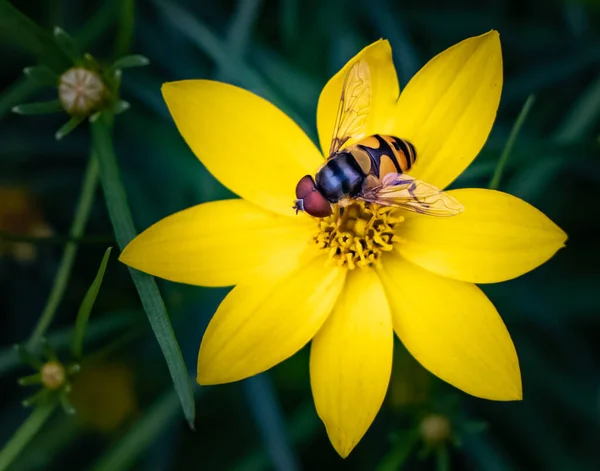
xmin=313 ymin=202 xmax=404 ymax=270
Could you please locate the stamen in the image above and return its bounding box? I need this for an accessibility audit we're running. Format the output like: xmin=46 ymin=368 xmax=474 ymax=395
xmin=313 ymin=202 xmax=405 ymax=270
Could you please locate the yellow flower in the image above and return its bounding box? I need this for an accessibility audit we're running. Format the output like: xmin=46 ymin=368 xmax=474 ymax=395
xmin=120 ymin=31 xmax=566 ymax=457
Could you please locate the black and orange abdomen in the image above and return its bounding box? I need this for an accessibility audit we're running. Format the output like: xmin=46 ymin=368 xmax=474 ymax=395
xmin=348 ymin=135 xmax=416 ymax=180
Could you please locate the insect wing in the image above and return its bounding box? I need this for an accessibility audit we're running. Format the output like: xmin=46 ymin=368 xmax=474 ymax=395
xmin=328 ymin=59 xmax=371 ymax=157
xmin=360 ymin=173 xmax=464 ymax=217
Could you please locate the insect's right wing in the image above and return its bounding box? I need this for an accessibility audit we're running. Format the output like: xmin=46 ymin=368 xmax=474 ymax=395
xmin=327 ymin=59 xmax=371 ymax=157
xmin=360 ymin=173 xmax=464 ymax=217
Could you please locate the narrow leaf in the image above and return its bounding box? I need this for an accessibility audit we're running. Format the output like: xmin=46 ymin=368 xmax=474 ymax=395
xmin=55 ymin=115 xmax=84 ymax=140
xmin=91 ymin=113 xmax=195 ymax=427
xmin=489 ymin=95 xmax=535 ymax=190
xmin=53 ymin=27 xmax=82 ymax=64
xmin=72 ymin=247 xmax=113 ymax=359
xmin=554 ymin=75 xmax=600 ymax=143
xmin=0 ymin=403 xmax=56 ymax=470
xmin=13 ymin=99 xmax=63 ymax=115
xmin=23 ymin=65 xmax=58 ymax=86
xmin=111 ymin=54 xmax=150 ymax=71
xmin=18 ymin=373 xmax=42 ymax=386
xmin=0 ymin=77 xmax=41 ymax=120
xmin=113 ymin=100 xmax=130 ymax=115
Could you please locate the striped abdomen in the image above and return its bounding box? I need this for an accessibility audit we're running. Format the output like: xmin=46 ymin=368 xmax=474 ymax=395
xmin=315 ymin=135 xmax=416 ymax=203
xmin=349 ymin=135 xmax=416 ymax=180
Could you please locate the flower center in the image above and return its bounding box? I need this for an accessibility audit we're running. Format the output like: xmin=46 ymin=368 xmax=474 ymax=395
xmin=314 ymin=201 xmax=404 ymax=270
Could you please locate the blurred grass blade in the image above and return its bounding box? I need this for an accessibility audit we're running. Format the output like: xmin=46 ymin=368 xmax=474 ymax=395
xmin=375 ymin=432 xmax=419 ymax=471
xmin=53 ymin=27 xmax=82 ymax=64
xmin=154 ymin=0 xmax=272 ymax=97
xmin=111 ymin=54 xmax=150 ymax=70
xmin=489 ymin=95 xmax=535 ymax=190
xmin=0 ymin=403 xmax=56 ymax=471
xmin=13 ymin=100 xmax=62 ymax=115
xmin=91 ymin=112 xmax=195 ymax=427
xmin=554 ymin=74 xmax=600 ymax=143
xmin=0 ymin=0 xmax=68 ymax=70
xmin=88 ymin=389 xmax=186 ymax=471
xmin=243 ymin=375 xmax=300 ymax=471
xmin=436 ymin=445 xmax=450 ymax=471
xmin=114 ymin=0 xmax=135 ymax=59
xmin=55 ymin=116 xmax=84 ymax=140
xmin=28 ymin=157 xmax=99 ymax=350
xmin=23 ymin=65 xmax=58 ymax=86
xmin=72 ymin=247 xmax=113 ymax=359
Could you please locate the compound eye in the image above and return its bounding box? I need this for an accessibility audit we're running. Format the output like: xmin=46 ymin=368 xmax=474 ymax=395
xmin=296 ymin=175 xmax=317 ymax=199
xmin=303 ymin=191 xmax=332 ymax=218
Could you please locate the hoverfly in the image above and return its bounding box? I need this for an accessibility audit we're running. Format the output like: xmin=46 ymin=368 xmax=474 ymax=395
xmin=293 ymin=59 xmax=464 ymax=218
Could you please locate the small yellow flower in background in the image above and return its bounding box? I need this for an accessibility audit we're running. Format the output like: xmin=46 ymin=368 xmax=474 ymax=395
xmin=120 ymin=31 xmax=566 ymax=457
xmin=0 ymin=186 xmax=53 ymax=262
xmin=70 ymin=363 xmax=137 ymax=432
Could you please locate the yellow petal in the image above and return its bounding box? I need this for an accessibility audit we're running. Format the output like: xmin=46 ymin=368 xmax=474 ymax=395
xmin=310 ymin=269 xmax=393 ymax=458
xmin=392 ymin=31 xmax=502 ymax=189
xmin=397 ymin=189 xmax=567 ymax=284
xmin=317 ymin=40 xmax=399 ymax=156
xmin=197 ymin=256 xmax=346 ymax=384
xmin=162 ymin=81 xmax=323 ymax=216
xmin=378 ymin=252 xmax=521 ymax=400
xmin=120 ymin=199 xmax=317 ymax=287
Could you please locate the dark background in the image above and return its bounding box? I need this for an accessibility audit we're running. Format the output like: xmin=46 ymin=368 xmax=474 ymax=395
xmin=1 ymin=0 xmax=599 ymax=469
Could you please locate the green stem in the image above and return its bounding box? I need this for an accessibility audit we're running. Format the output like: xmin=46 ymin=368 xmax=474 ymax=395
xmin=28 ymin=157 xmax=99 ymax=349
xmin=489 ymin=95 xmax=536 ymax=190
xmin=0 ymin=404 xmax=56 ymax=471
xmin=114 ymin=0 xmax=135 ymax=59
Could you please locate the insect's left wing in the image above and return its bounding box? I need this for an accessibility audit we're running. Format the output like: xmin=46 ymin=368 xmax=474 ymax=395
xmin=327 ymin=59 xmax=371 ymax=157
xmin=360 ymin=173 xmax=464 ymax=217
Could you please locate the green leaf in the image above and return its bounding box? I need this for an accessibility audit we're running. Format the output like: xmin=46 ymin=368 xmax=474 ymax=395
xmin=88 ymin=389 xmax=188 ymax=471
xmin=0 ymin=0 xmax=68 ymax=70
xmin=28 ymin=157 xmax=99 ymax=349
xmin=18 ymin=373 xmax=42 ymax=386
xmin=55 ymin=116 xmax=85 ymax=140
xmin=110 ymin=54 xmax=150 ymax=71
xmin=53 ymin=27 xmax=82 ymax=64
xmin=72 ymin=247 xmax=113 ymax=359
xmin=91 ymin=112 xmax=195 ymax=428
xmin=0 ymin=403 xmax=56 ymax=471
xmin=13 ymin=99 xmax=63 ymax=115
xmin=23 ymin=65 xmax=58 ymax=86
xmin=489 ymin=95 xmax=535 ymax=190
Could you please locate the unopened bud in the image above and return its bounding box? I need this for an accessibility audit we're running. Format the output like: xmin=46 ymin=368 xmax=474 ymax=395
xmin=41 ymin=361 xmax=66 ymax=390
xmin=419 ymin=414 xmax=451 ymax=445
xmin=59 ymin=67 xmax=105 ymax=116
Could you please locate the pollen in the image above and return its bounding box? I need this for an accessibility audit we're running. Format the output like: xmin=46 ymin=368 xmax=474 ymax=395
xmin=314 ymin=202 xmax=404 ymax=270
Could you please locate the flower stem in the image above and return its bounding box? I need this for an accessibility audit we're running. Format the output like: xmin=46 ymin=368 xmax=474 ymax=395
xmin=28 ymin=156 xmax=99 ymax=350
xmin=0 ymin=403 xmax=56 ymax=471
xmin=489 ymin=94 xmax=535 ymax=190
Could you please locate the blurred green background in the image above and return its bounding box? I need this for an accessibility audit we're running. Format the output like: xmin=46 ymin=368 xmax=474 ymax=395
xmin=1 ymin=0 xmax=599 ymax=469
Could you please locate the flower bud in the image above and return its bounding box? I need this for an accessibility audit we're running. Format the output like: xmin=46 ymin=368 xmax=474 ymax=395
xmin=58 ymin=67 xmax=106 ymax=116
xmin=41 ymin=361 xmax=66 ymax=390
xmin=419 ymin=414 xmax=451 ymax=445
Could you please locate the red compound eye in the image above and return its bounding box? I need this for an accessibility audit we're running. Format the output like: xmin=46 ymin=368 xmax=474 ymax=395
xmin=296 ymin=175 xmax=317 ymax=199
xmin=303 ymin=190 xmax=332 ymax=218
xmin=294 ymin=175 xmax=332 ymax=218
